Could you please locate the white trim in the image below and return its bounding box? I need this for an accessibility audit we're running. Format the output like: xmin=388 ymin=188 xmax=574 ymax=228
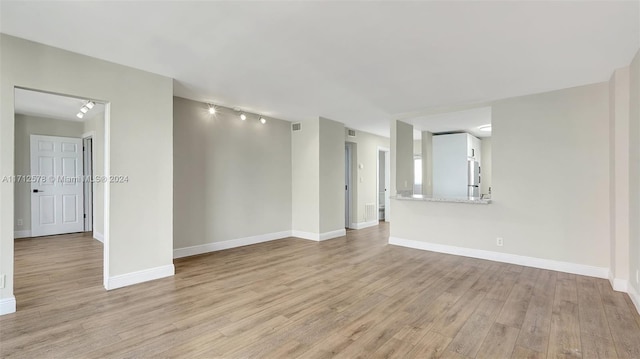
xmin=628 ymin=284 xmax=640 ymax=315
xmin=608 ymin=271 xmax=628 ymax=292
xmin=389 ymin=236 xmax=609 ymax=279
xmin=93 ymin=231 xmax=104 ymax=243
xmin=0 ymin=296 xmax=16 ymax=316
xmin=103 ymin=104 xmax=110 ymax=289
xmin=292 ymin=230 xmax=320 ymax=241
xmin=14 ymin=230 xmax=31 ymax=239
xmin=350 ymin=221 xmax=378 ymax=230
xmin=106 ymin=264 xmax=174 ymax=290
xmin=292 ymin=229 xmax=347 ymax=242
xmin=81 ymin=130 xmax=96 ymax=140
xmin=173 ymin=230 xmax=292 ymax=259
xmin=319 ymin=229 xmax=346 ymax=241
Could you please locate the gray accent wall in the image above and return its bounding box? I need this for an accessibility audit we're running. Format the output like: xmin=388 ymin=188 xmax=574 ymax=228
xmin=173 ymin=97 xmax=292 ymax=248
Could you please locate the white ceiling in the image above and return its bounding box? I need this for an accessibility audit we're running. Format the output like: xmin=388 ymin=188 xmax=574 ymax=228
xmin=410 ymin=107 xmax=492 ymax=139
xmin=14 ymin=88 xmax=104 ymax=122
xmin=1 ymin=1 xmax=638 ymax=137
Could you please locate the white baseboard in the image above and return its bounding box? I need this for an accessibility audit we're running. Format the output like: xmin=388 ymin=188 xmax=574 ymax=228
xmin=14 ymin=230 xmax=31 ymax=239
xmin=320 ymin=229 xmax=346 ymax=241
xmin=293 ymin=229 xmax=347 ymax=242
xmin=628 ymin=284 xmax=640 ymax=315
xmin=173 ymin=230 xmax=292 ymax=259
xmin=608 ymin=272 xmax=628 ymax=292
xmin=0 ymin=296 xmax=16 ymax=315
xmin=93 ymin=231 xmax=104 ymax=243
xmin=350 ymin=221 xmax=378 ymax=230
xmin=292 ymin=230 xmax=320 ymax=241
xmin=389 ymin=236 xmax=609 ymax=279
xmin=106 ymin=264 xmax=175 ymax=290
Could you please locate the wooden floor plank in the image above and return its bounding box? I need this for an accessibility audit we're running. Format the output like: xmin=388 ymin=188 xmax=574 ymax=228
xmin=475 ymin=322 xmax=519 ymax=359
xmin=1 ymin=225 xmax=640 ymax=358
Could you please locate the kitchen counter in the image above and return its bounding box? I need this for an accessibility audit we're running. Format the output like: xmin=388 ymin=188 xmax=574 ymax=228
xmin=392 ymin=194 xmax=491 ymax=205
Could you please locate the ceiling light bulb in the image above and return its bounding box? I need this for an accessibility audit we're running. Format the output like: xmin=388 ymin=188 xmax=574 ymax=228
xmin=80 ymin=106 xmax=89 ymax=113
xmin=240 ymin=113 xmax=247 ymax=121
xmin=260 ymin=117 xmax=266 ymax=124
xmin=479 ymin=124 xmax=492 ymax=132
xmin=86 ymin=101 xmax=95 ymax=109
xmin=76 ymin=112 xmax=84 ymax=119
xmin=208 ymin=105 xmax=216 ymax=114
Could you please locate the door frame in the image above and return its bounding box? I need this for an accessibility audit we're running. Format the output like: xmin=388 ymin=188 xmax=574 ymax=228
xmin=82 ymin=132 xmax=94 ymax=232
xmin=376 ymin=146 xmax=390 ymax=223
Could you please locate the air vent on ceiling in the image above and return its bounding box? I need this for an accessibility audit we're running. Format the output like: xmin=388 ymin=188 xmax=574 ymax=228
xmin=292 ymin=123 xmax=301 ymax=132
xmin=347 ymin=129 xmax=356 ymax=137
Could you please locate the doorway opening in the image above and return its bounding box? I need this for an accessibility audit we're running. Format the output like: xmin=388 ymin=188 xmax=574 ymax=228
xmin=377 ymin=147 xmax=390 ymax=222
xmin=13 ymin=87 xmax=109 ymax=302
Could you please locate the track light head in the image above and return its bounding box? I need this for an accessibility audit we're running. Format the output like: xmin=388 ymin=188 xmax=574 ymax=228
xmin=208 ymin=104 xmax=216 ymax=114
xmin=260 ymin=117 xmax=266 ymax=124
xmin=240 ymin=113 xmax=247 ymax=121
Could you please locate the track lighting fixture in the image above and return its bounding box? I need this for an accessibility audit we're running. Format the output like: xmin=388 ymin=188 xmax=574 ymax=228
xmin=208 ymin=104 xmax=216 ymax=114
xmin=76 ymin=100 xmax=95 ymax=120
xmin=240 ymin=113 xmax=247 ymax=121
xmin=260 ymin=117 xmax=266 ymax=124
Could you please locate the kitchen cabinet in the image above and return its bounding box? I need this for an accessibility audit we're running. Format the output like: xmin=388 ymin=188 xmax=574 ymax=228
xmin=432 ymin=133 xmax=482 ymax=198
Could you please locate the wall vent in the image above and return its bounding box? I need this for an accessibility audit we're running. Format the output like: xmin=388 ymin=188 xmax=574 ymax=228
xmin=347 ymin=129 xmax=356 ymax=137
xmin=365 ymin=203 xmax=376 ymax=222
xmin=292 ymin=123 xmax=301 ymax=132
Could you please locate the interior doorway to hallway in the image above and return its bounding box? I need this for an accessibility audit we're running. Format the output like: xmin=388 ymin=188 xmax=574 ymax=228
xmin=377 ymin=147 xmax=390 ymax=222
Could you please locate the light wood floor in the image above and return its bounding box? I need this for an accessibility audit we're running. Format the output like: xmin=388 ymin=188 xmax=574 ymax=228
xmin=2 ymin=224 xmax=640 ymax=358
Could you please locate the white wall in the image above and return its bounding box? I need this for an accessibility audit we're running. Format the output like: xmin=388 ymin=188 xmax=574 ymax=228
xmin=344 ymin=129 xmax=389 ymax=225
xmin=319 ymin=117 xmax=345 ymax=233
xmin=629 ymin=50 xmax=640 ymax=298
xmin=83 ymin=112 xmax=105 ymax=237
xmin=391 ymin=82 xmax=610 ymax=271
xmin=13 ymin=114 xmax=84 ymax=234
xmin=173 ymin=97 xmax=292 ymax=249
xmin=292 ymin=117 xmax=345 ymax=238
xmin=421 ymin=131 xmax=433 ymax=196
xmin=394 ymin=120 xmax=414 ymax=195
xmin=609 ymin=67 xmax=631 ymax=287
xmin=1 ymin=34 xmax=174 ymax=308
xmin=481 ymin=138 xmax=492 ymax=196
xmin=292 ymin=119 xmax=320 ymax=234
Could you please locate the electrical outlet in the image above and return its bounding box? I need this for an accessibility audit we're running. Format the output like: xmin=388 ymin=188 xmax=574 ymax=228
xmin=17 ymin=219 xmax=23 ymax=226
xmin=496 ymin=237 xmax=504 ymax=247
xmin=0 ymin=274 xmax=5 ymax=289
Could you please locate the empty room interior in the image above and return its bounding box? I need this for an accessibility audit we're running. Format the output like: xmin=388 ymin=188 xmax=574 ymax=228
xmin=1 ymin=1 xmax=640 ymax=358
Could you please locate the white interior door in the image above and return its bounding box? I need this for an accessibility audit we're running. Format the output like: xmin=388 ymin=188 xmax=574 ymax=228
xmin=384 ymin=150 xmax=390 ymax=221
xmin=30 ymin=135 xmax=84 ymax=237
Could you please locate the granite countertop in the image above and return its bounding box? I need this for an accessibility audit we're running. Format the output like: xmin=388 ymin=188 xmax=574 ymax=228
xmin=392 ymin=194 xmax=491 ymax=205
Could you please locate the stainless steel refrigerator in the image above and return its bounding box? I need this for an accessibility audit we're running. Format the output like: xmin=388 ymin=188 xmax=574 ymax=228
xmin=467 ymin=160 xmax=480 ymax=197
